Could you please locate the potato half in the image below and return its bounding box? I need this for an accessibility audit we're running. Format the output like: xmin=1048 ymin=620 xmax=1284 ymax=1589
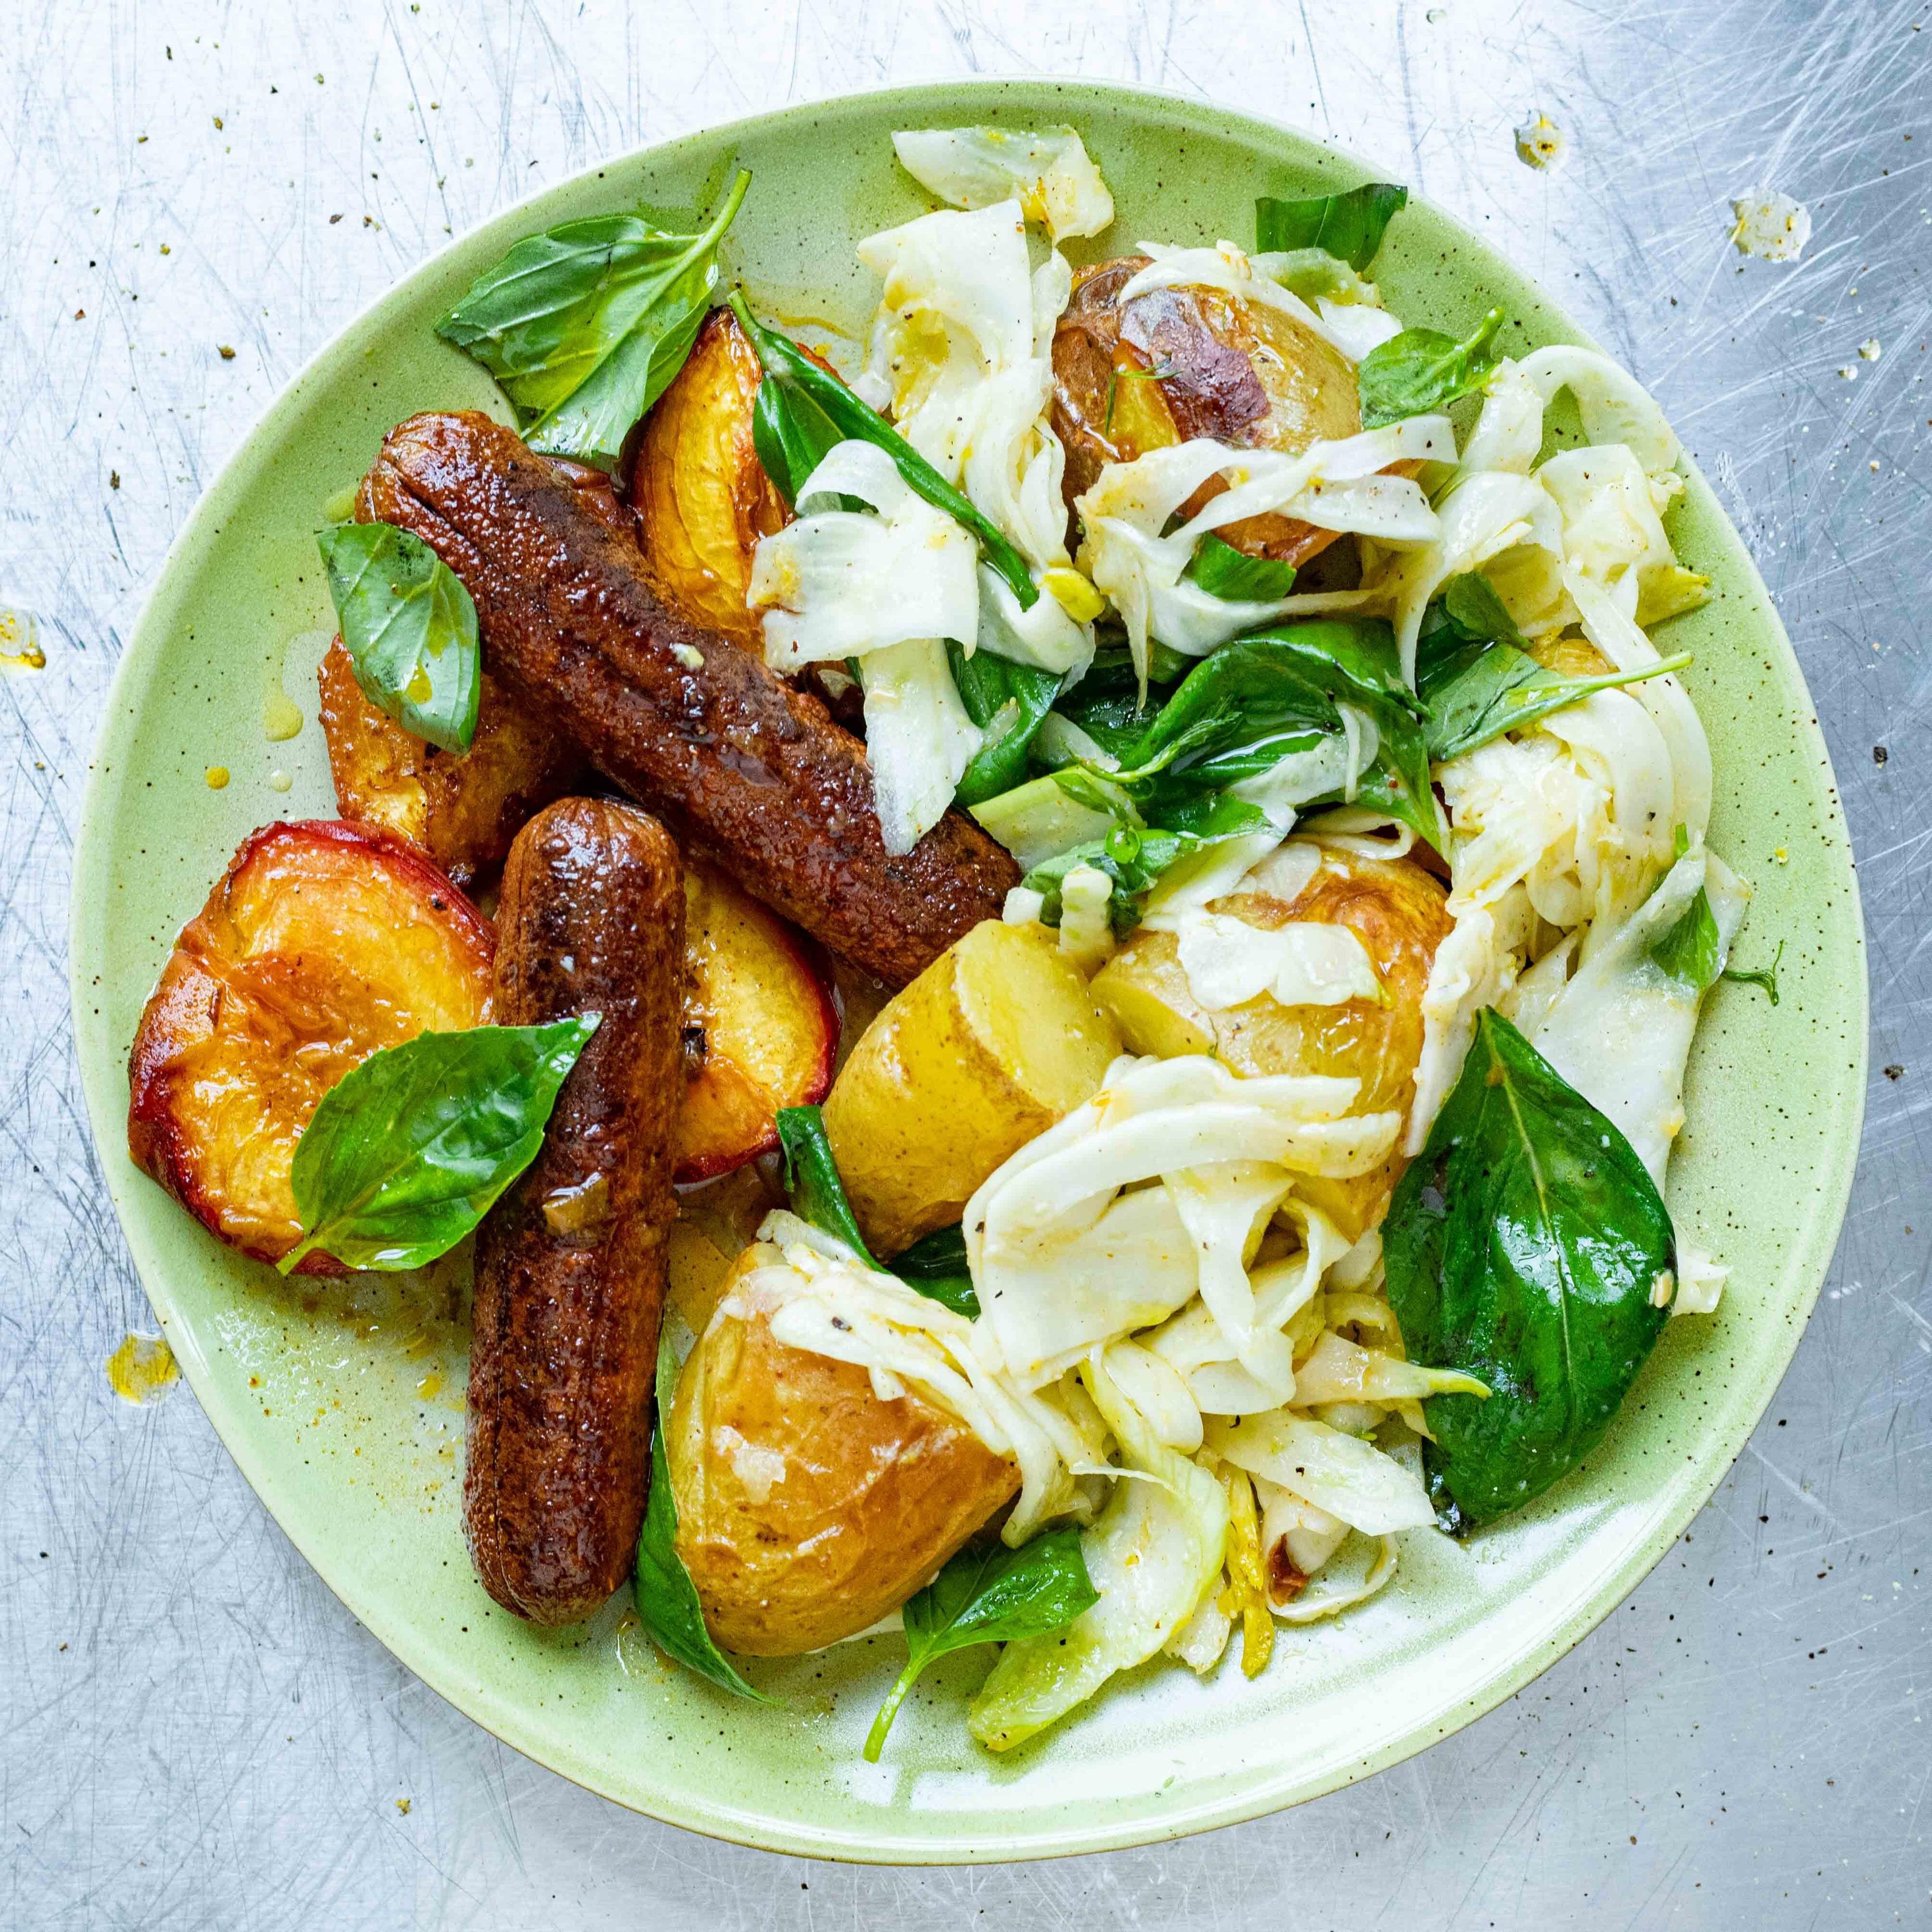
xmin=1091 ymin=847 xmax=1452 ymax=1240
xmin=1052 ymin=255 xmax=1363 ymax=566
xmin=127 ymin=819 xmax=496 ymax=1270
xmin=669 ymin=1259 xmax=1019 ymax=1655
xmin=317 ymin=640 xmax=584 ymax=886
xmin=630 ymin=306 xmax=790 ymax=646
xmin=822 ymin=919 xmax=1121 ymax=1256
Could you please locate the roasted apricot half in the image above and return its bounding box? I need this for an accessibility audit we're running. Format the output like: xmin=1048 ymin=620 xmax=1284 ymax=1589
xmin=317 ymin=639 xmax=583 ymax=886
xmin=675 ymin=859 xmax=838 ymax=1182
xmin=630 ymin=306 xmax=790 ymax=647
xmin=127 ymin=819 xmax=496 ymax=1271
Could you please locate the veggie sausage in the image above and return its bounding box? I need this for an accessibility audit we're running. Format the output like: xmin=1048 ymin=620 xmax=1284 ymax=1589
xmin=463 ymin=796 xmax=684 ymax=1625
xmin=358 ymin=410 xmax=1018 ymax=988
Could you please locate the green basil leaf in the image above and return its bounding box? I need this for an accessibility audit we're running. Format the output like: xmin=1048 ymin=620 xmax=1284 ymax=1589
xmin=1383 ymin=1008 xmax=1676 ymax=1536
xmin=774 ymin=1104 xmax=880 ymax=1267
xmin=1422 ymin=645 xmax=1694 ymax=763
xmin=892 ymin=1224 xmax=981 ymax=1319
xmin=1183 ymin=534 xmax=1299 ymax=603
xmin=1439 ymin=570 xmax=1528 ymax=651
xmin=947 ymin=641 xmax=1066 ymax=807
xmin=1117 ymin=621 xmax=1420 ymax=774
xmin=1415 ymin=570 xmax=1693 ymax=762
xmin=316 ymin=522 xmax=481 ymax=755
xmin=1358 ymin=307 xmax=1507 ymax=430
xmin=1046 ymin=645 xmax=1188 ymax=762
xmin=749 ymin=353 xmax=847 ymax=506
xmin=436 ymin=172 xmax=751 ymax=468
xmin=727 ymin=291 xmax=1040 ymax=611
xmin=1721 ymin=940 xmax=1784 ymax=1005
xmin=863 ymin=1527 xmax=1097 ymax=1760
xmin=280 ymin=1017 xmax=598 ymax=1274
xmin=634 ymin=1333 xmax=770 ymax=1699
xmin=1254 ymin=182 xmax=1408 ymax=269
xmin=1648 ymin=885 xmax=1724 ymax=993
xmin=1105 ymin=622 xmax=1444 ymax=856
xmin=775 ymin=1108 xmax=984 ymax=1307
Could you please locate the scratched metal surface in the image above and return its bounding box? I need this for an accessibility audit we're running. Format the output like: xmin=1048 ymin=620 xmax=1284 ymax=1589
xmin=3 ymin=1 xmax=1926 ymax=1924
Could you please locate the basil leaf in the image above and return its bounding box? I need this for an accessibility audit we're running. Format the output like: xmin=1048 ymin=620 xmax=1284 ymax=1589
xmin=634 ymin=1333 xmax=769 ymax=1699
xmin=1254 ymin=182 xmax=1408 ymax=269
xmin=727 ymin=292 xmax=1039 ymax=611
xmin=280 ymin=1017 xmax=598 ymax=1274
xmin=1722 ymin=940 xmax=1784 ymax=1004
xmin=1422 ymin=644 xmax=1694 ymax=763
xmin=749 ymin=354 xmax=847 ymax=507
xmin=1649 ymin=885 xmax=1724 ymax=993
xmin=1413 ymin=569 xmax=1525 ymax=708
xmin=863 ymin=1527 xmax=1097 ymax=1761
xmin=316 ymin=523 xmax=481 ymax=755
xmin=1047 ymin=645 xmax=1188 ymax=762
xmin=1383 ymin=1008 xmax=1676 ymax=1536
xmin=1440 ymin=570 xmax=1527 ymax=651
xmin=436 ymin=172 xmax=751 ymax=468
xmin=775 ymin=1104 xmax=879 ymax=1267
xmin=1183 ymin=534 xmax=1299 ymax=603
xmin=947 ymin=641 xmax=1065 ymax=806
xmin=1415 ymin=569 xmax=1693 ymax=761
xmin=892 ymin=1224 xmax=981 ymax=1319
xmin=1107 ymin=622 xmax=1444 ymax=856
xmin=1358 ymin=307 xmax=1506 ymax=430
xmin=774 ymin=1107 xmax=984 ymax=1311
xmin=1117 ymin=620 xmax=1421 ymax=774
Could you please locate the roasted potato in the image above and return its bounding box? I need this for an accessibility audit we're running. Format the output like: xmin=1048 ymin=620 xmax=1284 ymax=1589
xmin=317 ymin=639 xmax=584 ymax=886
xmin=127 ymin=819 xmax=495 ymax=1270
xmin=630 ymin=306 xmax=790 ymax=646
xmin=822 ymin=919 xmax=1121 ymax=1256
xmin=1091 ymin=845 xmax=1452 ymax=1240
xmin=669 ymin=1253 xmax=1020 ymax=1654
xmin=675 ymin=859 xmax=838 ymax=1182
xmin=1053 ymin=256 xmax=1363 ymax=566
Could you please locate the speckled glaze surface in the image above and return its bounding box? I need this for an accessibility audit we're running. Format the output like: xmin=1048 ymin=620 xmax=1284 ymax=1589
xmin=68 ymin=80 xmax=1864 ymax=1863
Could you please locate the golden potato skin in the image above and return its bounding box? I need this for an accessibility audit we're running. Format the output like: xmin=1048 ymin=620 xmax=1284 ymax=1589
xmin=1053 ymin=256 xmax=1362 ymax=566
xmin=630 ymin=307 xmax=789 ymax=646
xmin=669 ymin=1269 xmax=1019 ymax=1655
xmin=317 ymin=639 xmax=584 ymax=886
xmin=1092 ymin=848 xmax=1452 ymax=1240
xmin=823 ymin=920 xmax=1121 ymax=1257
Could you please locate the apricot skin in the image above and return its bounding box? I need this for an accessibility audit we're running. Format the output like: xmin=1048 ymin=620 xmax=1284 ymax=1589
xmin=127 ymin=819 xmax=495 ymax=1272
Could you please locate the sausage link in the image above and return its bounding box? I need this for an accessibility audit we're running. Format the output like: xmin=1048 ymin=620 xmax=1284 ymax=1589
xmin=359 ymin=410 xmax=1017 ymax=988
xmin=463 ymin=796 xmax=684 ymax=1625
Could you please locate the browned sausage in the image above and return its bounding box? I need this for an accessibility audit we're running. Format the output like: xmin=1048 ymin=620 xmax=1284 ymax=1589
xmin=463 ymin=796 xmax=684 ymax=1625
xmin=358 ymin=410 xmax=1017 ymax=988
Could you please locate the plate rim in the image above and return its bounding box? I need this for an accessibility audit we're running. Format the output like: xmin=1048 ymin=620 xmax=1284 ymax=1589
xmin=68 ymin=72 xmax=1869 ymax=1863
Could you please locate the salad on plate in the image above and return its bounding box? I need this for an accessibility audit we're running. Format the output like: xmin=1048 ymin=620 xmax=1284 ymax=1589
xmin=124 ymin=122 xmax=1772 ymax=1760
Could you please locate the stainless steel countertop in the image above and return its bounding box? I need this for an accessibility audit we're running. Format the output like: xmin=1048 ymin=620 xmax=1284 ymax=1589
xmin=4 ymin=3 xmax=1926 ymax=1924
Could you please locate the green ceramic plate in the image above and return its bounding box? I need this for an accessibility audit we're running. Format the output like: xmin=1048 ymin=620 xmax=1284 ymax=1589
xmin=70 ymin=79 xmax=1866 ymax=1862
